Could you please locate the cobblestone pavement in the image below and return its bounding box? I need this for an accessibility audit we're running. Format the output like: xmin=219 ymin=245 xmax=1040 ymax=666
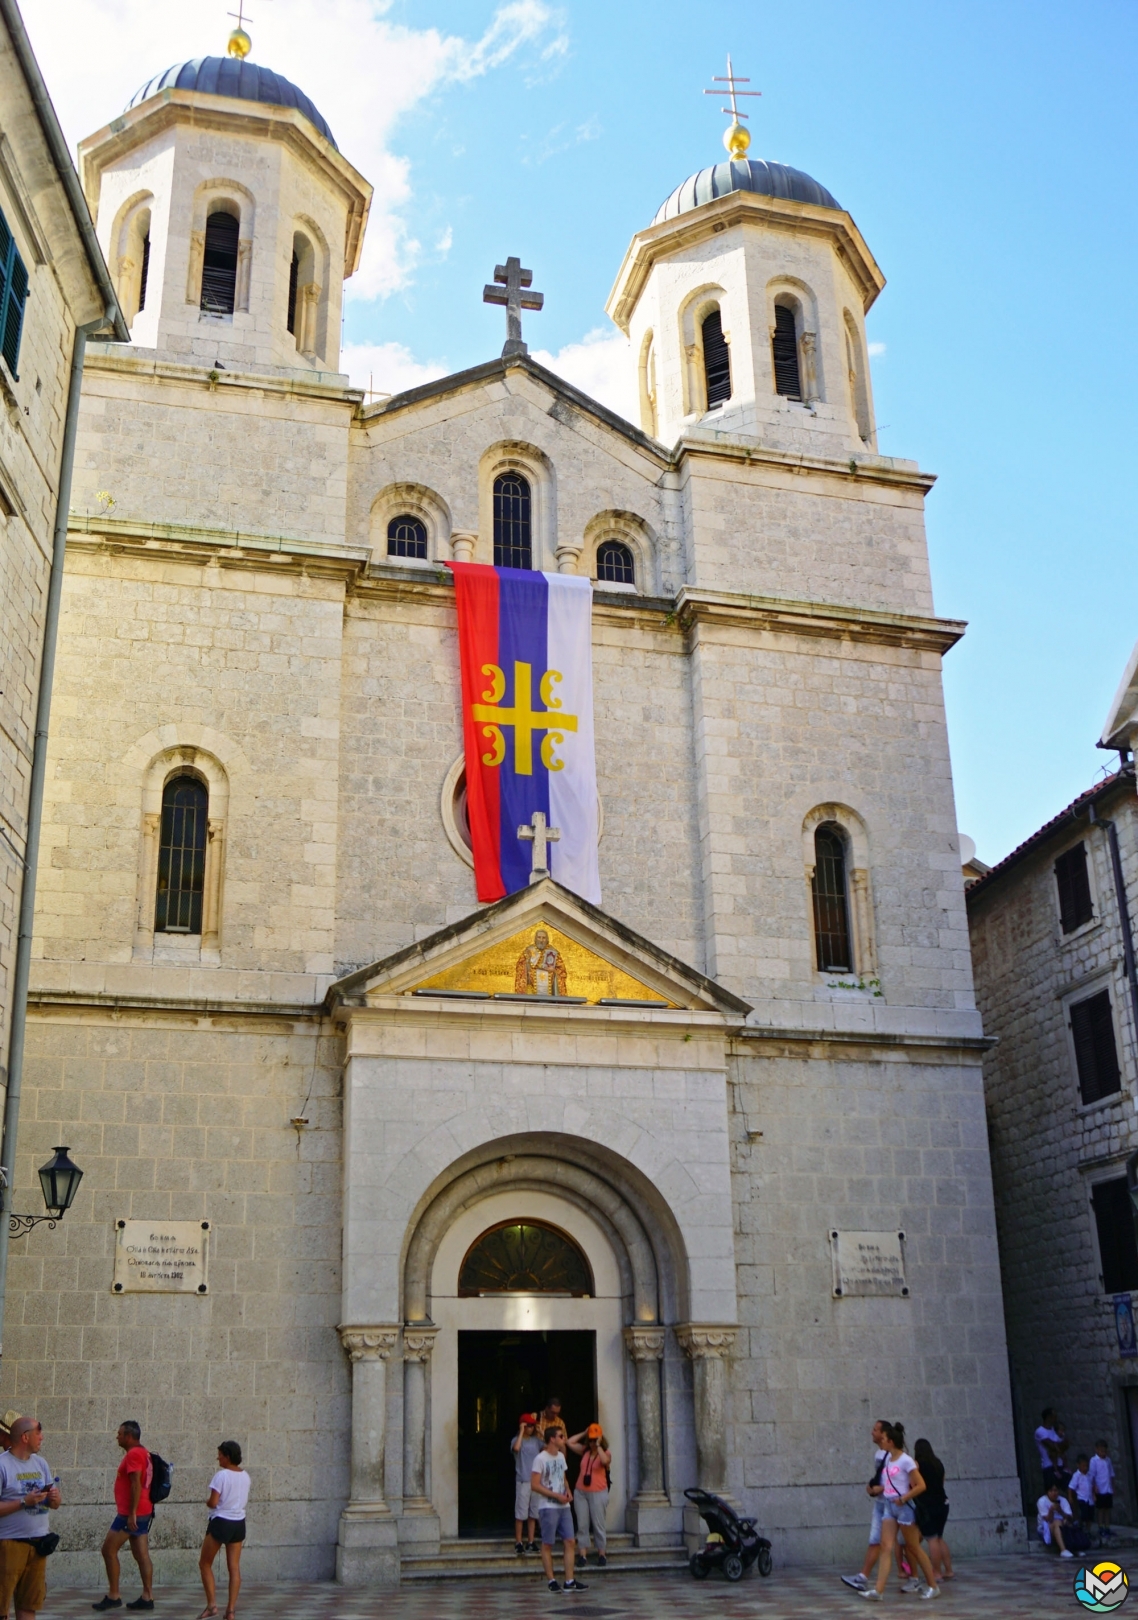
xmin=36 ymin=1555 xmax=1121 ymax=1620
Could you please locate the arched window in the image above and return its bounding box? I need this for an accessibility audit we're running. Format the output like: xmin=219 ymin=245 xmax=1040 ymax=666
xmin=200 ymin=210 xmax=239 ymax=314
xmin=812 ymin=824 xmax=852 ymax=971
xmin=287 ymin=250 xmax=299 ymax=334
xmin=155 ymin=775 xmax=208 ymax=934
xmin=387 ymin=514 xmax=428 ymax=559
xmin=493 ymin=473 xmax=532 ymax=569
xmin=596 ymin=539 xmax=634 ymax=586
xmin=459 ymin=1220 xmax=593 ymax=1296
xmin=702 ymin=308 xmax=731 ymax=407
xmin=772 ymin=304 xmax=802 ymax=400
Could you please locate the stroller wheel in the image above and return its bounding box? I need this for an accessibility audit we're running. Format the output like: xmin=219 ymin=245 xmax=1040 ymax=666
xmin=723 ymin=1552 xmax=744 ymax=1582
xmin=689 ymin=1554 xmax=710 ymax=1580
xmin=757 ymin=1546 xmax=773 ymax=1578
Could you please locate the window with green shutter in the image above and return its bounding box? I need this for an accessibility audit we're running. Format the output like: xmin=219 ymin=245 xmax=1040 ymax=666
xmin=0 ymin=209 xmax=28 ymax=379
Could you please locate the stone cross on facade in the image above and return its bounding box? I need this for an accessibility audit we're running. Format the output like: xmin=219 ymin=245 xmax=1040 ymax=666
xmin=518 ymin=811 xmax=559 ymax=882
xmin=483 ymin=257 xmax=544 ymax=358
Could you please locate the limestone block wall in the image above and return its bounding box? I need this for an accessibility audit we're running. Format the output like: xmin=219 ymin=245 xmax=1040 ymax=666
xmin=2 ymin=1011 xmax=345 ymax=1584
xmin=34 ymin=545 xmax=347 ymax=975
xmin=73 ymin=359 xmax=355 ymax=544
xmin=728 ymin=1041 xmax=1022 ymax=1560
xmin=968 ymin=789 xmax=1138 ymax=1514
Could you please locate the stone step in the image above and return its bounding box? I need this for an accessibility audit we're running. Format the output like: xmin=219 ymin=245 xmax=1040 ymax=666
xmin=401 ymin=1536 xmax=689 ymax=1580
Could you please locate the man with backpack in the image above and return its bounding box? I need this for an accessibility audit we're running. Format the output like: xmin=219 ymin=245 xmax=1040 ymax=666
xmin=93 ymin=1422 xmax=157 ymax=1612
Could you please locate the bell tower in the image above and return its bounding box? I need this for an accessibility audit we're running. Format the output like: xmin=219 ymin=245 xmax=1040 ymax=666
xmin=76 ymin=28 xmax=371 ymax=376
xmin=607 ymin=64 xmax=884 ymax=457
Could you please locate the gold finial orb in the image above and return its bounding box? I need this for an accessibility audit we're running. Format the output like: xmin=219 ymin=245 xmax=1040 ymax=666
xmin=227 ymin=26 xmax=251 ymax=59
xmin=724 ymin=120 xmax=751 ymax=161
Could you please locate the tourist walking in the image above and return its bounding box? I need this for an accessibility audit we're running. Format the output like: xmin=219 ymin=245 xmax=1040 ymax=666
xmin=93 ymin=1422 xmax=154 ymax=1612
xmin=568 ymin=1425 xmax=611 ymax=1567
xmin=511 ymin=1415 xmax=541 ymax=1554
xmin=531 ymin=1429 xmax=587 ymax=1593
xmin=912 ymin=1439 xmax=953 ymax=1581
xmin=841 ymin=1419 xmax=905 ymax=1593
xmin=0 ymin=1416 xmax=60 ymax=1620
xmin=859 ymin=1422 xmax=939 ymax=1601
xmin=198 ymin=1441 xmax=249 ymax=1620
xmin=1090 ymin=1441 xmax=1116 ymax=1539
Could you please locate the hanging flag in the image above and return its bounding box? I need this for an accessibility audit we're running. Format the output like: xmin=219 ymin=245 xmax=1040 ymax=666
xmin=449 ymin=562 xmax=600 ymax=905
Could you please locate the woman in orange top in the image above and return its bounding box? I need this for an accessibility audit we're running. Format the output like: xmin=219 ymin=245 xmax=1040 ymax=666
xmin=568 ymin=1425 xmax=611 ymax=1567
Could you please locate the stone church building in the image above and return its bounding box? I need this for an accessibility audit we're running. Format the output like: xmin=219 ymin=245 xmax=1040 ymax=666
xmin=4 ymin=39 xmax=1021 ymax=1583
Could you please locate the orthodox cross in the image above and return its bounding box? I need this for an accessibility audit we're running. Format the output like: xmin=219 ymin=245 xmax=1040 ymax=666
xmin=704 ymin=56 xmax=760 ymax=161
xmin=471 ymin=660 xmax=578 ymax=776
xmin=483 ymin=257 xmax=544 ymax=359
xmin=518 ymin=811 xmax=560 ymax=883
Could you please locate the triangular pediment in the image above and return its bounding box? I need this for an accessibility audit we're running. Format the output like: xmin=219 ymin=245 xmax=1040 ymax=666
xmin=327 ymin=879 xmax=750 ymax=1017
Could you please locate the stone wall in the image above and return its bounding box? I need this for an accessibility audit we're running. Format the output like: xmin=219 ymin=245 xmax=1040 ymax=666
xmin=968 ymin=784 xmax=1138 ymax=1515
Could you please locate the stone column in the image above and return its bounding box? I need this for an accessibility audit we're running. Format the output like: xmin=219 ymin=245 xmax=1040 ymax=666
xmin=677 ymin=1324 xmax=737 ymax=1494
xmin=336 ymin=1326 xmax=400 ymax=1587
xmin=401 ymin=1325 xmax=441 ymax=1546
xmin=623 ymin=1326 xmax=674 ymax=1545
xmin=450 ymin=530 xmax=476 ymax=562
xmin=554 ymin=541 xmax=582 ymax=574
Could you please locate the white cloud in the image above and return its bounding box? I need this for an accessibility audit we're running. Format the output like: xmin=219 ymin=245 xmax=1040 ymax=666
xmin=435 ymin=226 xmax=454 ymax=257
xmin=530 ymin=327 xmax=636 ymax=423
xmin=27 ymin=0 xmax=566 ymax=301
xmin=341 ymin=340 xmax=449 ymax=400
xmin=867 ymin=341 xmax=886 ymax=357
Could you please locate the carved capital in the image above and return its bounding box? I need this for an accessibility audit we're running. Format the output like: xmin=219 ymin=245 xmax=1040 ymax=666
xmin=450 ymin=530 xmax=477 ymax=563
xmin=675 ymin=1323 xmax=738 ymax=1361
xmin=623 ymin=1325 xmax=666 ymax=1362
xmin=402 ymin=1324 xmax=439 ymax=1363
xmin=338 ymin=1324 xmax=399 ymax=1363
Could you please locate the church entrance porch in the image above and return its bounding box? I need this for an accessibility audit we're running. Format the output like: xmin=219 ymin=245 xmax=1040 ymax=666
xmin=457 ymin=1329 xmax=597 ymax=1535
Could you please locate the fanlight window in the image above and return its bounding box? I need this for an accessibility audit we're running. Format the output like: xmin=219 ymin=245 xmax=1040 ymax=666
xmin=493 ymin=473 xmax=532 ymax=569
xmin=596 ymin=539 xmax=635 ymax=586
xmin=812 ymin=823 xmax=852 ymax=972
xmin=702 ymin=308 xmax=731 ymax=407
xmin=388 ymin=514 xmax=428 ymax=559
xmin=155 ymin=774 xmax=208 ymax=934
xmin=201 ymin=210 xmax=239 ymax=314
xmin=459 ymin=1220 xmax=593 ymax=1297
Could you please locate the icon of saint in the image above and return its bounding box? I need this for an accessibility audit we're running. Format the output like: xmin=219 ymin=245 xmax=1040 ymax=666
xmin=514 ymin=928 xmax=567 ymax=997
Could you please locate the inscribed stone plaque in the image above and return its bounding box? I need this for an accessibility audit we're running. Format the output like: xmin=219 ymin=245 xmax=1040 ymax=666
xmin=830 ymin=1230 xmax=908 ymax=1298
xmin=113 ymin=1220 xmax=211 ymax=1294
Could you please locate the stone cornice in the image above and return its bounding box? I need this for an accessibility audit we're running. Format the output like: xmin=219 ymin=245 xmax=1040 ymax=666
xmin=732 ymin=1026 xmax=994 ymax=1061
xmin=671 ymin=433 xmax=935 ymax=493
xmin=67 ymin=513 xmax=369 ymax=582
xmin=676 ymin=587 xmax=965 ymax=655
xmin=606 ymin=190 xmax=886 ymax=333
xmin=82 ymin=346 xmax=363 ymax=407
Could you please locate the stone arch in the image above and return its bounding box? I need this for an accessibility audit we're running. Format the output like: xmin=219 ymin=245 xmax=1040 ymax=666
xmin=187 ymin=178 xmax=256 ymax=313
xmin=801 ymin=801 xmax=877 ymax=976
xmin=477 ymin=441 xmax=556 ymax=571
xmin=677 ymin=283 xmax=728 ymax=417
xmin=582 ymin=509 xmax=657 ymax=595
xmin=109 ymin=189 xmax=154 ymax=329
xmin=369 ymin=481 xmax=452 ymax=566
xmin=844 ymin=307 xmax=874 ymax=444
xmin=402 ymin=1132 xmax=691 ymax=1325
xmin=290 ymin=212 xmax=331 ymax=361
xmin=767 ymin=274 xmax=823 ymax=402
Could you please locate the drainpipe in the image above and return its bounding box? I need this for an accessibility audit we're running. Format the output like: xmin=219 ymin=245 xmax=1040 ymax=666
xmin=0 ymin=313 xmax=110 ymax=1356
xmin=1089 ymin=795 xmax=1138 ymax=1077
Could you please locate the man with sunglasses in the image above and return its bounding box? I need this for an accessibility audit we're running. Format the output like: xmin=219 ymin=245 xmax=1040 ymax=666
xmin=0 ymin=1416 xmax=60 ymax=1620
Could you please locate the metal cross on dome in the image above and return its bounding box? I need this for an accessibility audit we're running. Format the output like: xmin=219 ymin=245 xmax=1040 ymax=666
xmin=704 ymin=55 xmax=760 ymax=161
xmin=483 ymin=257 xmax=544 ymax=359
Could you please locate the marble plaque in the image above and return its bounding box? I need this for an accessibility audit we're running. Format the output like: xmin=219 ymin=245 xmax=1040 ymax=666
xmin=113 ymin=1219 xmax=211 ymax=1294
xmin=830 ymin=1229 xmax=908 ymax=1298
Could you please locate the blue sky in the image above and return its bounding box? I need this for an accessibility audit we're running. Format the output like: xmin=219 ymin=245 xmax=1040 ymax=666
xmin=40 ymin=0 xmax=1138 ymax=864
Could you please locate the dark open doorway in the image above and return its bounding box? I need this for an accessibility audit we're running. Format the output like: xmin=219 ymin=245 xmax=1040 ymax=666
xmin=458 ymin=1329 xmax=597 ymax=1535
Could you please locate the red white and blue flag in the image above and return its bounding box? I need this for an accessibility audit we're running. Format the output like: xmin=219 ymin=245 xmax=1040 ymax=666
xmin=449 ymin=562 xmax=600 ymax=905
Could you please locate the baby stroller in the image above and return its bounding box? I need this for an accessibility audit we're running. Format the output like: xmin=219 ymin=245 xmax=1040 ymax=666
xmin=685 ymin=1487 xmax=773 ymax=1582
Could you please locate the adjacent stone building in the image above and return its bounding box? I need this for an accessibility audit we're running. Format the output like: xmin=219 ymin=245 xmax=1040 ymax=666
xmin=4 ymin=34 xmax=1021 ymax=1584
xmin=968 ymin=651 xmax=1138 ymax=1515
xmin=0 ymin=0 xmax=120 ymax=1125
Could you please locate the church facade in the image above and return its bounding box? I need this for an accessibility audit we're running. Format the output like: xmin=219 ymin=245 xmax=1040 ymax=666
xmin=5 ymin=43 xmax=1022 ymax=1583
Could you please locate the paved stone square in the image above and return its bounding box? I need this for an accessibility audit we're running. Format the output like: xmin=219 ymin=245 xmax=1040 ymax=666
xmin=37 ymin=1555 xmax=1112 ymax=1619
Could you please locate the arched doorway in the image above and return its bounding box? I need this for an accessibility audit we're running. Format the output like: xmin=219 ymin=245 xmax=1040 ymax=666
xmin=430 ymin=1189 xmax=625 ymax=1538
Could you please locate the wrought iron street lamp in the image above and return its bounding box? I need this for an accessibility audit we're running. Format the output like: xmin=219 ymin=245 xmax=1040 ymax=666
xmin=7 ymin=1146 xmax=83 ymax=1237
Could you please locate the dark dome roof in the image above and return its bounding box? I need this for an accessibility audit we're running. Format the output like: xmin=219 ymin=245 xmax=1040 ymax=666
xmin=653 ymin=157 xmax=839 ymax=224
xmin=127 ymin=56 xmax=336 ymax=150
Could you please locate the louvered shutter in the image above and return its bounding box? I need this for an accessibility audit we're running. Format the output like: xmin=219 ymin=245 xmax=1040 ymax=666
xmin=1055 ymin=842 xmax=1093 ymax=933
xmin=772 ymin=304 xmax=802 ymax=399
xmin=1070 ymin=989 xmax=1121 ymax=1105
xmin=0 ymin=208 xmax=28 ymax=379
xmin=1091 ymin=1178 xmax=1138 ymax=1293
xmin=702 ymin=310 xmax=731 ymax=406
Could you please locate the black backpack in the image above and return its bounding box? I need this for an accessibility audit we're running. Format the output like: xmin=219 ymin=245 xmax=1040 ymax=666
xmin=148 ymin=1453 xmax=172 ymax=1506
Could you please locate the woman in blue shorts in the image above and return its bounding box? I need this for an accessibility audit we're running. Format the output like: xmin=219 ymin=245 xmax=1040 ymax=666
xmin=862 ymin=1423 xmax=940 ymax=1602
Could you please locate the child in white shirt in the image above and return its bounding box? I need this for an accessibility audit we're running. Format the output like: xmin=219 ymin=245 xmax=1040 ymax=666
xmin=1089 ymin=1441 xmax=1116 ymax=1538
xmin=1068 ymin=1455 xmax=1095 ymax=1527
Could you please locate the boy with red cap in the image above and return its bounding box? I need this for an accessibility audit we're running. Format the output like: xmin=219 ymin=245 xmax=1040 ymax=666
xmin=511 ymin=1414 xmax=542 ymax=1554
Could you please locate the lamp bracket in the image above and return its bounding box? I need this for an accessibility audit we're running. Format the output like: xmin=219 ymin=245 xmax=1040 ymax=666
xmin=8 ymin=1213 xmax=59 ymax=1238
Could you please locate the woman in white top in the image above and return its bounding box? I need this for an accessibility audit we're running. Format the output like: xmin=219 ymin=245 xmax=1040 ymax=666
xmin=864 ymin=1423 xmax=939 ymax=1602
xmin=198 ymin=1440 xmax=251 ymax=1620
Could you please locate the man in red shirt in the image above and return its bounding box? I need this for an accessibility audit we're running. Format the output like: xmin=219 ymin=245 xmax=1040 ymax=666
xmin=92 ymin=1422 xmax=154 ymax=1612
